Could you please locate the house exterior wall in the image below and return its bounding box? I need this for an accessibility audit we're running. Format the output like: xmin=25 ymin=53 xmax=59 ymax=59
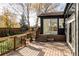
xmin=64 ymin=3 xmax=79 ymax=56
xmin=66 ymin=13 xmax=75 ymax=54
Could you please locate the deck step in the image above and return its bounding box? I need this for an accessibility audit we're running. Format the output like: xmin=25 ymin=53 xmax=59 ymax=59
xmin=36 ymin=34 xmax=65 ymax=42
xmin=36 ymin=35 xmax=48 ymax=42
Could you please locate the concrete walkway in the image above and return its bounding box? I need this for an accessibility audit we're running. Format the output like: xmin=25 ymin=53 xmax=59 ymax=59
xmin=5 ymin=42 xmax=72 ymax=56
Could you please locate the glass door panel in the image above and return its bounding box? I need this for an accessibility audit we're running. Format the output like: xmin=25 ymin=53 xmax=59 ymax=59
xmin=50 ymin=19 xmax=57 ymax=34
xmin=43 ymin=19 xmax=50 ymax=34
xmin=43 ymin=18 xmax=57 ymax=35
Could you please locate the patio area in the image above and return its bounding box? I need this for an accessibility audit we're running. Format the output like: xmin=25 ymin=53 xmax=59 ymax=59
xmin=0 ymin=3 xmax=78 ymax=56
xmin=4 ymin=41 xmax=72 ymax=56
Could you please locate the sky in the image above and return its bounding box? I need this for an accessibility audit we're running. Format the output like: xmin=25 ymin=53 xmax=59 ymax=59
xmin=56 ymin=3 xmax=66 ymax=11
xmin=0 ymin=3 xmax=66 ymax=27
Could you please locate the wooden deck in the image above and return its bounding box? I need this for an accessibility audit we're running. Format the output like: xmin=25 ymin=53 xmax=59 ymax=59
xmin=4 ymin=41 xmax=72 ymax=56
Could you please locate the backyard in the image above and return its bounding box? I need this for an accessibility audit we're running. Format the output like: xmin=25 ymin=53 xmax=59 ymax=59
xmin=0 ymin=3 xmax=77 ymax=56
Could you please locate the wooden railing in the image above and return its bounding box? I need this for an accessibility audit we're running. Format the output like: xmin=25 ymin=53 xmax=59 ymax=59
xmin=0 ymin=31 xmax=33 ymax=55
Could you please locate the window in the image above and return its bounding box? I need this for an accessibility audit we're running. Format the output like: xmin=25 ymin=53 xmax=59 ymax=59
xmin=59 ymin=18 xmax=64 ymax=28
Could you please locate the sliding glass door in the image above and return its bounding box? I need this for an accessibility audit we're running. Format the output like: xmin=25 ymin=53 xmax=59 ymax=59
xmin=43 ymin=18 xmax=58 ymax=35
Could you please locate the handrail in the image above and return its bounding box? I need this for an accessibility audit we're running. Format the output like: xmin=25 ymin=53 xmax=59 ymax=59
xmin=0 ymin=30 xmax=33 ymax=55
xmin=0 ymin=31 xmax=32 ymax=41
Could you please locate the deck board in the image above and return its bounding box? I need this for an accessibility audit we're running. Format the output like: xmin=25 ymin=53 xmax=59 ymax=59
xmin=4 ymin=42 xmax=72 ymax=56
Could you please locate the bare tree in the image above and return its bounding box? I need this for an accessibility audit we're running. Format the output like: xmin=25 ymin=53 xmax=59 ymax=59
xmin=19 ymin=3 xmax=27 ymax=28
xmin=26 ymin=3 xmax=30 ymax=28
xmin=30 ymin=3 xmax=60 ymax=29
xmin=18 ymin=3 xmax=31 ymax=29
xmin=9 ymin=3 xmax=60 ymax=30
xmin=9 ymin=3 xmax=30 ymax=30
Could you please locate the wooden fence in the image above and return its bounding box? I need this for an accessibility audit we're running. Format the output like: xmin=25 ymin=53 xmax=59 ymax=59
xmin=0 ymin=31 xmax=33 ymax=55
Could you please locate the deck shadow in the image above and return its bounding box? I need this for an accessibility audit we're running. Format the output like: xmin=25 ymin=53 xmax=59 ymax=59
xmin=27 ymin=45 xmax=42 ymax=51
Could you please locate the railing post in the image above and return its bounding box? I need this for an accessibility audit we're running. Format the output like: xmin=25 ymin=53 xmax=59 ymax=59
xmin=24 ymin=35 xmax=27 ymax=46
xmin=21 ymin=36 xmax=22 ymax=46
xmin=14 ymin=36 xmax=16 ymax=51
xmin=23 ymin=36 xmax=26 ymax=47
